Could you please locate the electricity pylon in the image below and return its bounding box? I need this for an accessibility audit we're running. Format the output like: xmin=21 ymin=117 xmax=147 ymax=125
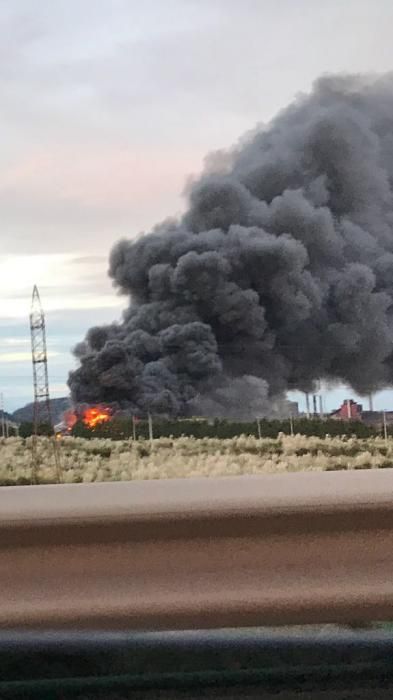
xmin=30 ymin=285 xmax=61 ymax=483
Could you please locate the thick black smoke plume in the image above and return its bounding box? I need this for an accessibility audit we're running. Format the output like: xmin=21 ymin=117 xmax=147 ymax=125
xmin=69 ymin=74 xmax=393 ymax=418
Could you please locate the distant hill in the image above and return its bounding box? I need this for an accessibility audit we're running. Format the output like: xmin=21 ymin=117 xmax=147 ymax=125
xmin=12 ymin=397 xmax=71 ymax=425
xmin=0 ymin=410 xmax=13 ymax=422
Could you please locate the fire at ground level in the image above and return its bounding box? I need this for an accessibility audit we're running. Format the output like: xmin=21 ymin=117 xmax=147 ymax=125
xmin=52 ymin=397 xmax=393 ymax=436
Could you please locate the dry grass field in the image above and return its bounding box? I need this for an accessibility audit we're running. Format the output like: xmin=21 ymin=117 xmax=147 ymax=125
xmin=0 ymin=433 xmax=392 ymax=485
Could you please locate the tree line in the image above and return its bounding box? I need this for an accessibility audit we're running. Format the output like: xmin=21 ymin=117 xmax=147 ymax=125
xmin=17 ymin=416 xmax=379 ymax=440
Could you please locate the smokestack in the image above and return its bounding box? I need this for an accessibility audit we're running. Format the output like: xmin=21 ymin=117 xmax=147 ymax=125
xmin=319 ymin=395 xmax=324 ymax=419
xmin=312 ymin=395 xmax=318 ymax=416
xmin=346 ymin=399 xmax=351 ymax=419
xmin=305 ymin=393 xmax=310 ymax=419
xmin=68 ymin=74 xmax=393 ymax=420
xmin=383 ymin=410 xmax=388 ymax=442
xmin=369 ymin=394 xmax=374 ymax=411
xmin=148 ymin=413 xmax=154 ymax=445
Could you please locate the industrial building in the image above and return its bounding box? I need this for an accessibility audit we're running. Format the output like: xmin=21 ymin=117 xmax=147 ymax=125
xmin=331 ymin=400 xmax=393 ymax=428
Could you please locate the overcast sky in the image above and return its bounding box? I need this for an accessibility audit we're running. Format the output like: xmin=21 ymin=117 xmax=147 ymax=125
xmin=1 ymin=0 xmax=393 ymax=411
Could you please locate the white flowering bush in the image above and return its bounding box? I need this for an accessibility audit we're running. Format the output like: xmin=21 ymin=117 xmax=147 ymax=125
xmin=0 ymin=433 xmax=392 ymax=486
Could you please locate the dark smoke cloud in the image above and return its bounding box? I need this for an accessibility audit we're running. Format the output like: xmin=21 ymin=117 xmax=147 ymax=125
xmin=68 ymin=73 xmax=393 ymax=418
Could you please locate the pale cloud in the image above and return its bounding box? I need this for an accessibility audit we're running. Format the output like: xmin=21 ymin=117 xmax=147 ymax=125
xmin=0 ymin=350 xmax=58 ymax=363
xmin=0 ymin=145 xmax=196 ymax=254
xmin=49 ymin=382 xmax=69 ymax=396
xmin=0 ymin=253 xmax=125 ymax=319
xmin=1 ymin=1 xmax=393 ymax=256
xmin=0 ymin=337 xmax=30 ymax=347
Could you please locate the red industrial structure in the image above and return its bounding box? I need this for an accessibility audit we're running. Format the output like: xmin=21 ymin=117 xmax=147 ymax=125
xmin=330 ymin=399 xmax=393 ymax=428
xmin=331 ymin=400 xmax=363 ymax=421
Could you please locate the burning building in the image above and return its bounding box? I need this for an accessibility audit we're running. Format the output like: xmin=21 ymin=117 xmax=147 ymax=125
xmin=55 ymin=405 xmax=112 ymax=435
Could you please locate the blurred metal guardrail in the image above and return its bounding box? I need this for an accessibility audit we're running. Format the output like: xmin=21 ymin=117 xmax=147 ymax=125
xmin=1 ymin=468 xmax=393 ymax=631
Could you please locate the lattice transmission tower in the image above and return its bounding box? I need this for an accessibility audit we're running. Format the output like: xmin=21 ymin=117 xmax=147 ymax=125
xmin=30 ymin=285 xmax=61 ymax=482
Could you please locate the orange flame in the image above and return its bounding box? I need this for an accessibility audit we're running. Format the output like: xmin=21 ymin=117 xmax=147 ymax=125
xmin=62 ymin=405 xmax=112 ymax=432
xmin=63 ymin=409 xmax=77 ymax=431
xmin=82 ymin=406 xmax=111 ymax=429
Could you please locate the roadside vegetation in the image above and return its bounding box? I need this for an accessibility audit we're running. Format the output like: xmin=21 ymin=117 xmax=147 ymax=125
xmin=1 ymin=433 xmax=393 ymax=486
